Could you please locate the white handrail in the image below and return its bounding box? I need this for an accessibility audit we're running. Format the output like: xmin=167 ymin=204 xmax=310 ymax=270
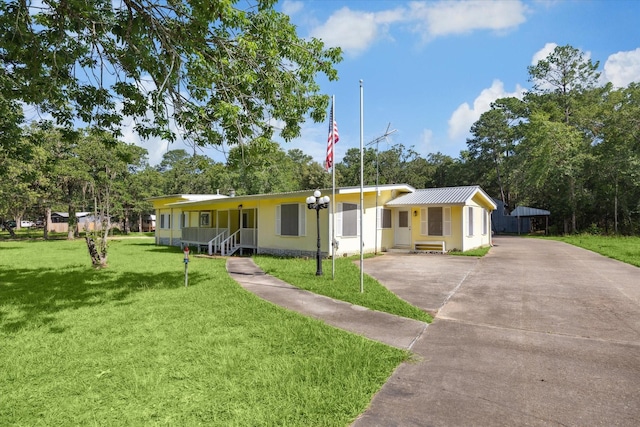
xmin=221 ymin=230 xmax=241 ymax=256
xmin=207 ymin=229 xmax=229 ymax=255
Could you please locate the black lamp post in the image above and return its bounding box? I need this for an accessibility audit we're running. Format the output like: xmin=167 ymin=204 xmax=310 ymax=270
xmin=306 ymin=190 xmax=330 ymax=276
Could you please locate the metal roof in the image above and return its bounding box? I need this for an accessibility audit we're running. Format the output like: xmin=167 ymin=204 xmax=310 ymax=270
xmin=510 ymin=206 xmax=550 ymax=217
xmin=52 ymin=212 xmax=91 ymax=218
xmin=163 ymin=184 xmax=415 ymax=208
xmin=385 ymin=185 xmax=495 ymax=207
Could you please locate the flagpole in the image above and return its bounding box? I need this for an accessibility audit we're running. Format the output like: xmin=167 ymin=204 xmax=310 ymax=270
xmin=359 ymin=80 xmax=364 ymax=293
xmin=331 ymin=95 xmax=336 ymax=280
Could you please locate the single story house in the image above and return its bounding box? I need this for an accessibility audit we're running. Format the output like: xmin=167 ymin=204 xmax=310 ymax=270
xmin=148 ymin=184 xmax=496 ymax=257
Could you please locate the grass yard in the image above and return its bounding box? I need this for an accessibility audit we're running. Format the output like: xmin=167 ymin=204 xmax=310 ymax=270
xmin=544 ymin=234 xmax=640 ymax=267
xmin=448 ymin=246 xmax=491 ymax=257
xmin=0 ymin=238 xmax=409 ymax=426
xmin=253 ymin=256 xmax=432 ymax=323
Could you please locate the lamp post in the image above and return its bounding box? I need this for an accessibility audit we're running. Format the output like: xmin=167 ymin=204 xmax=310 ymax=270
xmin=306 ymin=190 xmax=330 ymax=276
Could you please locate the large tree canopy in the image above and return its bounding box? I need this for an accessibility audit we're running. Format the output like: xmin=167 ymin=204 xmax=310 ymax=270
xmin=0 ymin=0 xmax=341 ymax=147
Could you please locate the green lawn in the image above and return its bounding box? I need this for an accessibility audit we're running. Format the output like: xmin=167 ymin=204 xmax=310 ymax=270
xmin=544 ymin=234 xmax=640 ymax=267
xmin=0 ymin=238 xmax=408 ymax=426
xmin=253 ymin=255 xmax=432 ymax=323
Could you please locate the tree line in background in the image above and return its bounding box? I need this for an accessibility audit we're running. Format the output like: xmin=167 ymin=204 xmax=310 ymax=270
xmin=1 ymin=45 xmax=639 ymax=237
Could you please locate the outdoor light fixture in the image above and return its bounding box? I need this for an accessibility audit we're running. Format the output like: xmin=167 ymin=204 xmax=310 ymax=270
xmin=306 ymin=190 xmax=330 ymax=276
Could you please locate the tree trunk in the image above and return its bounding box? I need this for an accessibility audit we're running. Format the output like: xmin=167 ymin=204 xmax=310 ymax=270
xmin=85 ymin=236 xmax=107 ymax=268
xmin=44 ymin=207 xmax=51 ymax=240
xmin=67 ymin=192 xmax=76 ymax=239
xmin=3 ymin=223 xmax=17 ymax=238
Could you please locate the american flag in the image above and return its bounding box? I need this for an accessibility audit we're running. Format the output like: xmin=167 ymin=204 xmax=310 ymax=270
xmin=325 ymin=102 xmax=339 ymax=171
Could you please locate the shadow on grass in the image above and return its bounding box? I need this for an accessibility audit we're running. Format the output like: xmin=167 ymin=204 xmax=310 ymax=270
xmin=0 ymin=266 xmax=207 ymax=334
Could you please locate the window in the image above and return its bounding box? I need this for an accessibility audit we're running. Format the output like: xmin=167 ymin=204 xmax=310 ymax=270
xmin=398 ymin=210 xmax=409 ymax=228
xmin=276 ymin=204 xmax=306 ymax=236
xmin=468 ymin=206 xmax=474 ymax=236
xmin=160 ymin=213 xmax=171 ymax=229
xmin=181 ymin=212 xmax=188 ymax=228
xmin=428 ymin=207 xmax=442 ymax=235
xmin=379 ymin=208 xmax=392 ymax=229
xmin=336 ymin=203 xmax=359 ymax=237
xmin=200 ymin=212 xmax=210 ymax=227
xmin=482 ymin=209 xmax=488 ymax=235
xmin=420 ymin=207 xmax=451 ymax=236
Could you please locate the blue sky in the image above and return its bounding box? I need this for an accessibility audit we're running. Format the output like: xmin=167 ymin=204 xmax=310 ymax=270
xmin=133 ymin=0 xmax=640 ymax=166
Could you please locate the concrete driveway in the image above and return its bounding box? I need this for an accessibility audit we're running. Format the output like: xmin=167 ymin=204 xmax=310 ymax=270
xmin=355 ymin=236 xmax=640 ymax=426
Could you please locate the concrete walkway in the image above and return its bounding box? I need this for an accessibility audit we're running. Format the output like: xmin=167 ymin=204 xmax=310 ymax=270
xmin=227 ymin=237 xmax=640 ymax=425
xmin=226 ymin=257 xmax=428 ymax=350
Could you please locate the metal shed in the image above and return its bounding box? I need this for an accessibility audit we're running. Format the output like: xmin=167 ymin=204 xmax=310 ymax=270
xmin=510 ymin=206 xmax=551 ymax=235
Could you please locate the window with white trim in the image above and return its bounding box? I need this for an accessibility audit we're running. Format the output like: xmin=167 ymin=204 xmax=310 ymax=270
xmin=379 ymin=208 xmax=392 ymax=229
xmin=336 ymin=202 xmax=359 ymax=237
xmin=276 ymin=204 xmax=306 ymax=236
xmin=420 ymin=207 xmax=451 ymax=236
xmin=160 ymin=213 xmax=171 ymax=230
xmin=468 ymin=206 xmax=474 ymax=236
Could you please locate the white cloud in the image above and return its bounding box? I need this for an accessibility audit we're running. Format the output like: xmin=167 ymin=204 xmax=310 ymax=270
xmin=604 ymin=48 xmax=640 ymax=88
xmin=308 ymin=1 xmax=528 ymax=56
xmin=531 ymin=42 xmax=558 ymax=65
xmin=448 ymin=80 xmax=525 ymax=140
xmin=409 ymin=0 xmax=528 ymax=41
xmin=309 ymin=7 xmax=404 ymax=56
xmin=281 ymin=0 xmax=303 ymax=17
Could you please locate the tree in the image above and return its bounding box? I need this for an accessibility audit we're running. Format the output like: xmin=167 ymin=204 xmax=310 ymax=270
xmin=157 ymin=149 xmax=227 ymax=194
xmin=126 ymin=163 xmax=164 ymax=233
xmin=227 ymin=139 xmax=296 ymax=194
xmin=286 ymin=148 xmax=331 ymax=190
xmin=0 ymin=94 xmax=24 ymax=173
xmin=76 ymin=131 xmax=148 ymax=266
xmin=594 ymin=83 xmax=640 ymax=233
xmin=335 ymin=147 xmax=377 ymax=187
xmin=0 ymin=0 xmax=341 ymax=147
xmin=426 ymin=152 xmax=467 ymax=188
xmin=517 ymin=112 xmax=591 ymax=233
xmin=466 ymin=103 xmax=519 ymax=208
xmin=528 ymin=44 xmax=601 ymax=126
xmin=523 ymin=45 xmax=605 ymax=233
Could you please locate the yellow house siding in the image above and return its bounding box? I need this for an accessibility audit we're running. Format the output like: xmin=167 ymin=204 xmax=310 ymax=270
xmin=408 ymin=206 xmax=464 ymax=252
xmin=462 ymin=202 xmax=492 ymax=251
xmin=257 ymin=196 xmax=327 ymax=255
xmin=148 ymin=185 xmax=498 ymax=255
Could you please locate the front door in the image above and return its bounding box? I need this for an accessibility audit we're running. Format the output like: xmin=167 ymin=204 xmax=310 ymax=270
xmin=394 ymin=209 xmax=411 ymax=247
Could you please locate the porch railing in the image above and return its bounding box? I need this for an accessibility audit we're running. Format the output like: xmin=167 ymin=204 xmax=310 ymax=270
xmin=181 ymin=227 xmax=227 ymax=243
xmin=207 ymin=229 xmax=228 ymax=255
xmin=221 ymin=230 xmax=241 ymax=256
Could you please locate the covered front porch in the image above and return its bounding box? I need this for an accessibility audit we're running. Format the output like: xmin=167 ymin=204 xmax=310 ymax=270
xmin=180 ymin=208 xmax=257 ymax=256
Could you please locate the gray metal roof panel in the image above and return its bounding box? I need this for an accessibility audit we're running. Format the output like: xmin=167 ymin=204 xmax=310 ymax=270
xmin=385 ymin=186 xmax=484 ymax=206
xmin=510 ymin=206 xmax=550 ymax=216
